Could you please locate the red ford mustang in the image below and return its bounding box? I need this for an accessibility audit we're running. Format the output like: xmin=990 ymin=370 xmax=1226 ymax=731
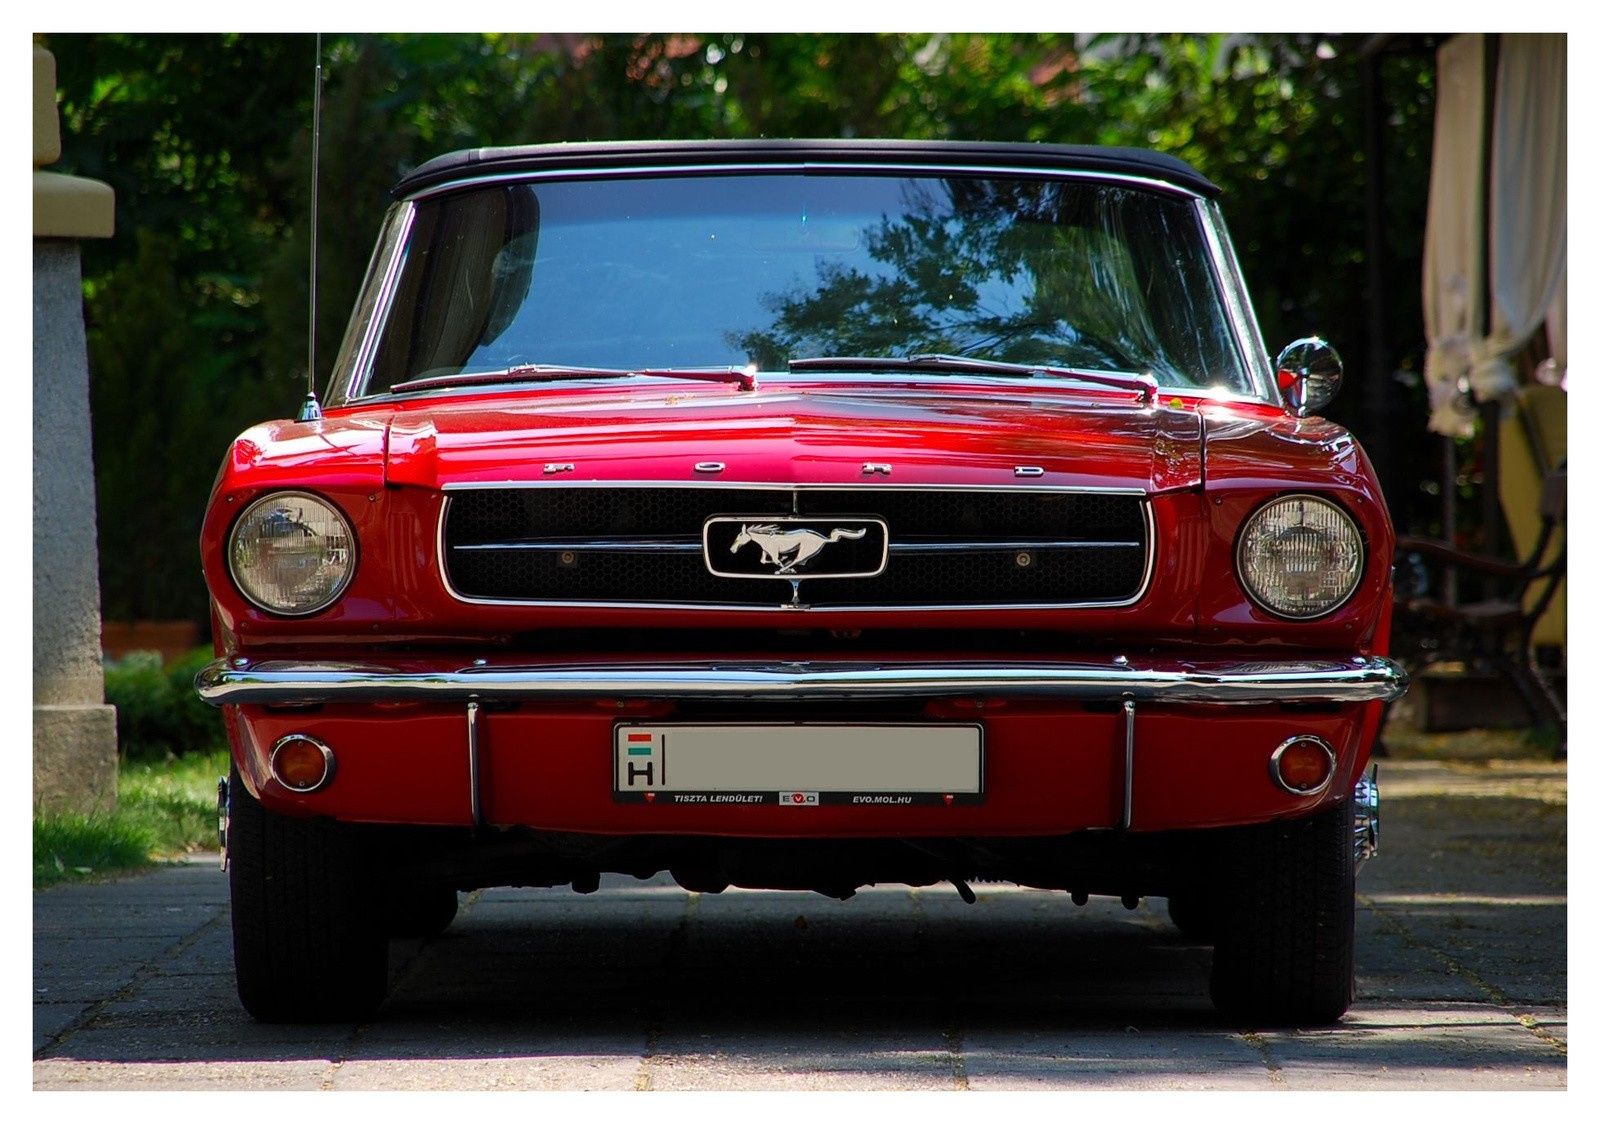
xmin=197 ymin=139 xmax=1405 ymax=1026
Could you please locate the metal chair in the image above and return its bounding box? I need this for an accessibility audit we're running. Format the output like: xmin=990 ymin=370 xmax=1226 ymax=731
xmin=1389 ymin=469 xmax=1566 ymax=753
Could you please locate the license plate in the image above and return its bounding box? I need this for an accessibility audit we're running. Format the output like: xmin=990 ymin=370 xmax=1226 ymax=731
xmin=613 ymin=724 xmax=983 ymax=806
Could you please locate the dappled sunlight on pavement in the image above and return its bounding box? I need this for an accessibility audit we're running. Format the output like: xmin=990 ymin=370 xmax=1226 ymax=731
xmin=34 ymin=724 xmax=1565 ymax=1090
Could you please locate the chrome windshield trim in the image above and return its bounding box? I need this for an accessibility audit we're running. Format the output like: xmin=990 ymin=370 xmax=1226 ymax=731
xmin=198 ymin=655 xmax=1407 ymax=708
xmin=339 ymin=202 xmax=417 ymax=404
xmin=1199 ymin=197 xmax=1275 ymax=401
xmin=347 ymin=164 xmax=1243 ymax=404
xmin=352 ymin=380 xmax=1248 ymax=410
xmin=403 ymin=162 xmax=1207 ymax=204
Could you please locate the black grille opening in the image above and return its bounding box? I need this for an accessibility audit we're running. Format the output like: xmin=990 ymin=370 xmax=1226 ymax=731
xmin=447 ymin=488 xmax=791 ymax=541
xmin=799 ymin=489 xmax=1137 ymax=539
xmin=447 ymin=549 xmax=792 ymax=606
xmin=813 ymin=546 xmax=1145 ymax=607
xmin=442 ymin=487 xmax=1149 ymax=607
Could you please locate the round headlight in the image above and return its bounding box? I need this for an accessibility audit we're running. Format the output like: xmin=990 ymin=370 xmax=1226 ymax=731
xmin=1236 ymin=494 xmax=1364 ymax=619
xmin=228 ymin=491 xmax=355 ymax=616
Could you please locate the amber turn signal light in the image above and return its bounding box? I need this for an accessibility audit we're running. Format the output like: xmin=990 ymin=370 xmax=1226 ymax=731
xmin=1269 ymin=736 xmax=1335 ymax=795
xmin=270 ymin=734 xmax=336 ymax=793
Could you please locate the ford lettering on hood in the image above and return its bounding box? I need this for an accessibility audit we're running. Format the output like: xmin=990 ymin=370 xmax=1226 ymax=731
xmin=380 ymin=384 xmax=1207 ymax=492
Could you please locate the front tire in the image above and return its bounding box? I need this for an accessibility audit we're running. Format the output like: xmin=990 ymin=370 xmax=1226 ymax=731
xmin=383 ymin=885 xmax=459 ymax=938
xmin=227 ymin=764 xmax=389 ymax=1023
xmin=1165 ymin=892 xmax=1217 ymax=942
xmin=1209 ymin=799 xmax=1356 ymax=1026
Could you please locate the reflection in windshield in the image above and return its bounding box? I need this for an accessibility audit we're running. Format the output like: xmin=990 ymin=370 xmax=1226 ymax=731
xmin=360 ymin=173 xmax=1251 ymax=397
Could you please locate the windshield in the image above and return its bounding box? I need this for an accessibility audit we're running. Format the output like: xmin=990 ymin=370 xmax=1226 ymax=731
xmin=353 ymin=172 xmax=1256 ymax=398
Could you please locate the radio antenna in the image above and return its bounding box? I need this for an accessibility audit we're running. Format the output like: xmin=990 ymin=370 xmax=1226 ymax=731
xmin=298 ymin=32 xmax=325 ymax=423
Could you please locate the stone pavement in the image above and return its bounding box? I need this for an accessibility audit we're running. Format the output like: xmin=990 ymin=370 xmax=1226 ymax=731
xmin=33 ymin=726 xmax=1567 ymax=1092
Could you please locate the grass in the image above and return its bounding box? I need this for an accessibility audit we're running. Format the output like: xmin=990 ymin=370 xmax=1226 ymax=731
xmin=1381 ymin=718 xmax=1561 ymax=763
xmin=33 ymin=750 xmax=230 ymax=890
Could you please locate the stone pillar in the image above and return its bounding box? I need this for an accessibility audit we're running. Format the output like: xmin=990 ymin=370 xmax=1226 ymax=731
xmin=33 ymin=43 xmax=118 ymax=815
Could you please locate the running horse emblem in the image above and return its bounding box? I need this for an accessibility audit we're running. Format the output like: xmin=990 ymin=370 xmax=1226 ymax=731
xmin=730 ymin=524 xmax=868 ymax=575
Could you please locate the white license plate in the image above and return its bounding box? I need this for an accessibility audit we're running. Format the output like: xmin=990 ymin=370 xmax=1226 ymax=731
xmin=613 ymin=724 xmax=983 ymax=806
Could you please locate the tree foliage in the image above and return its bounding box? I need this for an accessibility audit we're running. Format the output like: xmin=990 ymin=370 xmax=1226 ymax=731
xmin=41 ymin=32 xmax=1436 ymax=628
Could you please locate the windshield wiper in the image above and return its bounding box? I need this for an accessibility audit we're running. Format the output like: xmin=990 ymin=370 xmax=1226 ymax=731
xmin=787 ymin=354 xmax=1158 ymax=404
xmin=389 ymin=364 xmax=758 ymax=395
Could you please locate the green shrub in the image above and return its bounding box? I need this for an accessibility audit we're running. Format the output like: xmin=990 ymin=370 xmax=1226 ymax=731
xmin=104 ymin=646 xmax=226 ymax=761
xmin=165 ymin=646 xmax=227 ymax=753
xmin=104 ymin=651 xmax=173 ymax=761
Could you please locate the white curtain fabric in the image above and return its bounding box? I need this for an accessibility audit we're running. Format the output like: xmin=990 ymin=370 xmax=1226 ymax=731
xmin=1544 ymin=268 xmax=1566 ymax=380
xmin=1422 ymin=34 xmax=1486 ymax=437
xmin=1477 ymin=34 xmax=1567 ymax=401
xmin=1422 ymin=33 xmax=1567 ymax=436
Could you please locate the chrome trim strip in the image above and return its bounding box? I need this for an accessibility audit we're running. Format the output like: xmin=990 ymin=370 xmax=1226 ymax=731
xmin=466 ymin=701 xmax=482 ymax=830
xmin=454 ymin=538 xmax=702 ymax=553
xmin=436 ymin=486 xmax=1156 ymax=611
xmin=197 ymin=655 xmax=1407 ymax=707
xmin=356 ymin=375 xmax=1234 ymax=411
xmin=1120 ymin=699 xmax=1136 ymax=830
xmin=403 ymin=162 xmax=1207 ymax=203
xmin=888 ymin=539 xmax=1141 ymax=554
xmin=343 ymin=202 xmax=417 ymax=403
xmin=451 ymin=538 xmax=1140 ymax=555
xmin=1201 ymin=197 xmax=1276 ymax=401
xmin=355 ymin=166 xmax=1216 ymax=402
xmin=347 ymin=168 xmax=1262 ymax=405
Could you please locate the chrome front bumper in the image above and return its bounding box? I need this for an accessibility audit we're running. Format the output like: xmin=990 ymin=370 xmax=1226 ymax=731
xmin=196 ymin=655 xmax=1407 ymax=708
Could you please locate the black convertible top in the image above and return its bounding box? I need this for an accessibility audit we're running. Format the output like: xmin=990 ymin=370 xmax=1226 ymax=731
xmin=392 ymin=138 xmax=1219 ymax=200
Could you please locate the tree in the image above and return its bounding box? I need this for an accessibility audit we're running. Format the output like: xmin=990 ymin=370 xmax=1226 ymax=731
xmin=43 ymin=32 xmax=1436 ymax=629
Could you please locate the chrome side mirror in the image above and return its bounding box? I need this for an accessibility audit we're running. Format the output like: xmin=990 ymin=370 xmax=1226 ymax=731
xmin=1275 ymin=337 xmax=1344 ymax=417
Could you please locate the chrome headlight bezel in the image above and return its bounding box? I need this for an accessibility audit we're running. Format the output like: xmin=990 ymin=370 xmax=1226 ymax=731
xmin=1235 ymin=493 xmax=1365 ymax=620
xmin=227 ymin=490 xmax=357 ymax=617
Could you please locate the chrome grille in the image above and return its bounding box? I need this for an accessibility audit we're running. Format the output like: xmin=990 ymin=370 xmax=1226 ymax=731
xmin=441 ymin=486 xmax=1150 ymax=609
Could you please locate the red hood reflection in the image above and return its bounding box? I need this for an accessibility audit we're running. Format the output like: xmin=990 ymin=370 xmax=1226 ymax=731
xmin=378 ymin=380 xmax=1210 ymax=493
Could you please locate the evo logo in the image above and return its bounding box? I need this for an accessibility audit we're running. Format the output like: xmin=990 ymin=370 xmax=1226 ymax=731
xmin=779 ymin=791 xmax=820 ymax=806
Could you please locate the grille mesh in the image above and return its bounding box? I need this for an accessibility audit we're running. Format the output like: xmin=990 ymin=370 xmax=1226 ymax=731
xmin=442 ymin=487 xmax=1148 ymax=607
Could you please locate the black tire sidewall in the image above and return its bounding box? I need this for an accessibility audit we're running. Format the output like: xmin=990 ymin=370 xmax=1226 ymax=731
xmin=227 ymin=763 xmax=388 ymax=1023
xmin=1209 ymin=799 xmax=1357 ymax=1026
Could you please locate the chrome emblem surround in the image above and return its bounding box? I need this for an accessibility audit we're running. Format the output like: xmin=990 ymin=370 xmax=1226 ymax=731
xmin=704 ymin=516 xmax=889 ymax=580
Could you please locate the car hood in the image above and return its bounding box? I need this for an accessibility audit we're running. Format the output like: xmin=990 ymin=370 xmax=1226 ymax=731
xmin=380 ymin=385 xmax=1207 ymax=493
